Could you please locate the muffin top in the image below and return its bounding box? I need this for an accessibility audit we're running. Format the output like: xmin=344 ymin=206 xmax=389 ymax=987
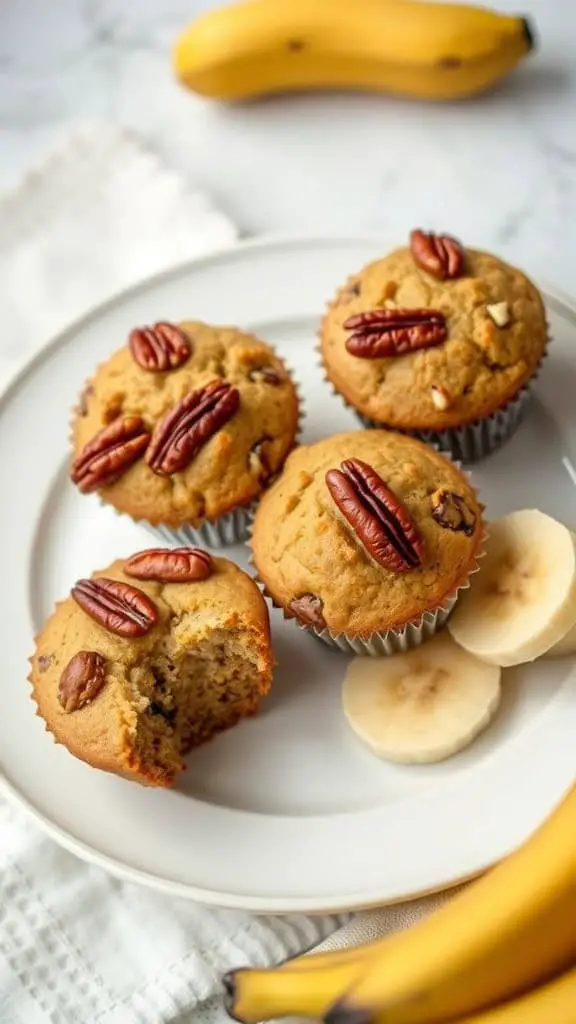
xmin=320 ymin=232 xmax=547 ymax=430
xmin=71 ymin=321 xmax=300 ymax=526
xmin=30 ymin=549 xmax=271 ymax=784
xmin=251 ymin=430 xmax=484 ymax=636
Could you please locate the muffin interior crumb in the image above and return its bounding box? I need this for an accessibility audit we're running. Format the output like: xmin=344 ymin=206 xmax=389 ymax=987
xmin=128 ymin=626 xmax=263 ymax=784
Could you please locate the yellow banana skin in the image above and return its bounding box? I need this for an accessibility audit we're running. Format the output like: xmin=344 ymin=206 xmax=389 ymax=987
xmin=431 ymin=964 xmax=576 ymax=1024
xmin=173 ymin=0 xmax=534 ymax=102
xmin=224 ymin=785 xmax=576 ymax=1024
xmin=327 ymin=784 xmax=576 ymax=1024
xmin=225 ymin=954 xmax=371 ymax=1022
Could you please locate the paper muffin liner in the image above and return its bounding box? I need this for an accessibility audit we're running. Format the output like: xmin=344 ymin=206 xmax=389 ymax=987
xmin=353 ymin=366 xmax=540 ymax=464
xmin=318 ymin=294 xmax=549 ymax=464
xmin=68 ymin=349 xmax=305 ymax=549
xmin=140 ymin=503 xmax=257 ymax=548
xmin=247 ymin=456 xmax=487 ymax=657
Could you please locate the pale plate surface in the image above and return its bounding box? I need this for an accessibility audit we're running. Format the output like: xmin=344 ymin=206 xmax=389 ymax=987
xmin=1 ymin=235 xmax=575 ymax=913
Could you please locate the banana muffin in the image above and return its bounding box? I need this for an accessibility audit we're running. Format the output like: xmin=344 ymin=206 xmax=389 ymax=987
xmin=30 ymin=547 xmax=273 ymax=787
xmin=319 ymin=230 xmax=548 ymax=461
xmin=250 ymin=430 xmax=484 ymax=655
xmin=70 ymin=320 xmax=301 ymax=545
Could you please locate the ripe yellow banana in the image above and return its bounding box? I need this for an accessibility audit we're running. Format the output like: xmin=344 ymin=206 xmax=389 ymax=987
xmin=225 ymin=784 xmax=576 ymax=1023
xmin=173 ymin=0 xmax=535 ymax=103
xmin=433 ymin=964 xmax=576 ymax=1024
xmin=326 ymin=784 xmax=576 ymax=1024
xmin=225 ymin=952 xmax=372 ymax=1022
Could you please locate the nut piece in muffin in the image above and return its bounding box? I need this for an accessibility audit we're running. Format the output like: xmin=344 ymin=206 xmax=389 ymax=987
xmin=30 ymin=548 xmax=273 ymax=787
xmin=71 ymin=321 xmax=300 ymax=544
xmin=250 ymin=430 xmax=484 ymax=654
xmin=319 ymin=231 xmax=547 ymax=460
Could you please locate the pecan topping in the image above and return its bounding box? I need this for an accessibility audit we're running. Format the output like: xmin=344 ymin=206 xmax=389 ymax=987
xmin=410 ymin=229 xmax=464 ymax=280
xmin=129 ymin=322 xmax=191 ymax=372
xmin=124 ymin=547 xmax=213 ymax=583
xmin=72 ymin=578 xmax=158 ymax=637
xmin=146 ymin=379 xmax=239 ymax=476
xmin=288 ymin=594 xmax=327 ymax=629
xmin=248 ymin=366 xmax=283 ymax=385
xmin=326 ymin=459 xmax=425 ymax=573
xmin=344 ymin=309 xmax=447 ymax=359
xmin=58 ymin=651 xmax=107 ymax=713
xmin=431 ymin=489 xmax=476 ymax=536
xmin=71 ymin=417 xmax=150 ymax=493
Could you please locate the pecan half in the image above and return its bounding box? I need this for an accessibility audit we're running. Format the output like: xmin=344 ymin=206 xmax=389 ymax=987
xmin=129 ymin=321 xmax=191 ymax=372
xmin=71 ymin=417 xmax=150 ymax=493
xmin=124 ymin=547 xmax=213 ymax=583
xmin=288 ymin=593 xmax=327 ymax=629
xmin=72 ymin=578 xmax=158 ymax=637
xmin=431 ymin=489 xmax=476 ymax=536
xmin=146 ymin=379 xmax=240 ymax=476
xmin=248 ymin=366 xmax=283 ymax=385
xmin=326 ymin=459 xmax=425 ymax=573
xmin=410 ymin=229 xmax=464 ymax=280
xmin=58 ymin=651 xmax=107 ymax=713
xmin=344 ymin=309 xmax=447 ymax=358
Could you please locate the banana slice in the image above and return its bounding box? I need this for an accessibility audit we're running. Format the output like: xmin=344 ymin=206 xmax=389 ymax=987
xmin=544 ymin=527 xmax=576 ymax=657
xmin=342 ymin=632 xmax=501 ymax=764
xmin=546 ymin=620 xmax=576 ymax=657
xmin=448 ymin=510 xmax=576 ymax=667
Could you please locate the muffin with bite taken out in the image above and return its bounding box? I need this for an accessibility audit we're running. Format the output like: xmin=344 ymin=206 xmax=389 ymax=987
xmin=30 ymin=547 xmax=273 ymax=787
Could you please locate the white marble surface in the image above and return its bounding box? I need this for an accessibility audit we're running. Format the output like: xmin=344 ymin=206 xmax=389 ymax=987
xmin=1 ymin=0 xmax=576 ymax=292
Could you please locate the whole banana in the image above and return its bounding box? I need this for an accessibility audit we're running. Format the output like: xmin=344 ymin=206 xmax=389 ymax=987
xmin=326 ymin=784 xmax=576 ymax=1024
xmin=173 ymin=0 xmax=535 ymax=103
xmin=224 ymin=784 xmax=576 ymax=1023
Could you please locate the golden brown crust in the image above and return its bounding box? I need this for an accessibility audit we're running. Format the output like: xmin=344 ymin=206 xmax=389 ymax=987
xmin=320 ymin=248 xmax=547 ymax=430
xmin=30 ymin=555 xmax=273 ymax=786
xmin=72 ymin=322 xmax=300 ymax=526
xmin=250 ymin=431 xmax=484 ymax=636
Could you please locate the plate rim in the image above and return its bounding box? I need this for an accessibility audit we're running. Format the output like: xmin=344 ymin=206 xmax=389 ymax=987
xmin=2 ymin=231 xmax=575 ymax=914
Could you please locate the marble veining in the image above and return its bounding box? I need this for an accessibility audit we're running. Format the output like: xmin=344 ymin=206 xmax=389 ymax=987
xmin=1 ymin=0 xmax=576 ymax=290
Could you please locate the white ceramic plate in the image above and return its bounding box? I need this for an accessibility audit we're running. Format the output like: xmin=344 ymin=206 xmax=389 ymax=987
xmin=1 ymin=234 xmax=576 ymax=914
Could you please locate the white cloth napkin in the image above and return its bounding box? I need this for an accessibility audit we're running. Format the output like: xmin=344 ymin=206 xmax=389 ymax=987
xmin=0 ymin=123 xmax=456 ymax=1024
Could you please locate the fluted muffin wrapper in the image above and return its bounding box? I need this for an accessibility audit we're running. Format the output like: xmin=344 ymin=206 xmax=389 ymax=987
xmin=247 ymin=462 xmax=487 ymax=657
xmin=141 ymin=504 xmax=257 ymax=548
xmin=69 ymin=353 xmax=304 ymax=549
xmin=318 ymin=301 xmax=549 ymax=463
xmin=259 ymin=584 xmax=458 ymax=656
xmin=353 ymin=364 xmax=540 ymax=464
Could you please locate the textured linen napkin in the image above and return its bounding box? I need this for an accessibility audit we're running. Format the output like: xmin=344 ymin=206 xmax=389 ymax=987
xmin=0 ymin=123 xmax=457 ymax=1024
